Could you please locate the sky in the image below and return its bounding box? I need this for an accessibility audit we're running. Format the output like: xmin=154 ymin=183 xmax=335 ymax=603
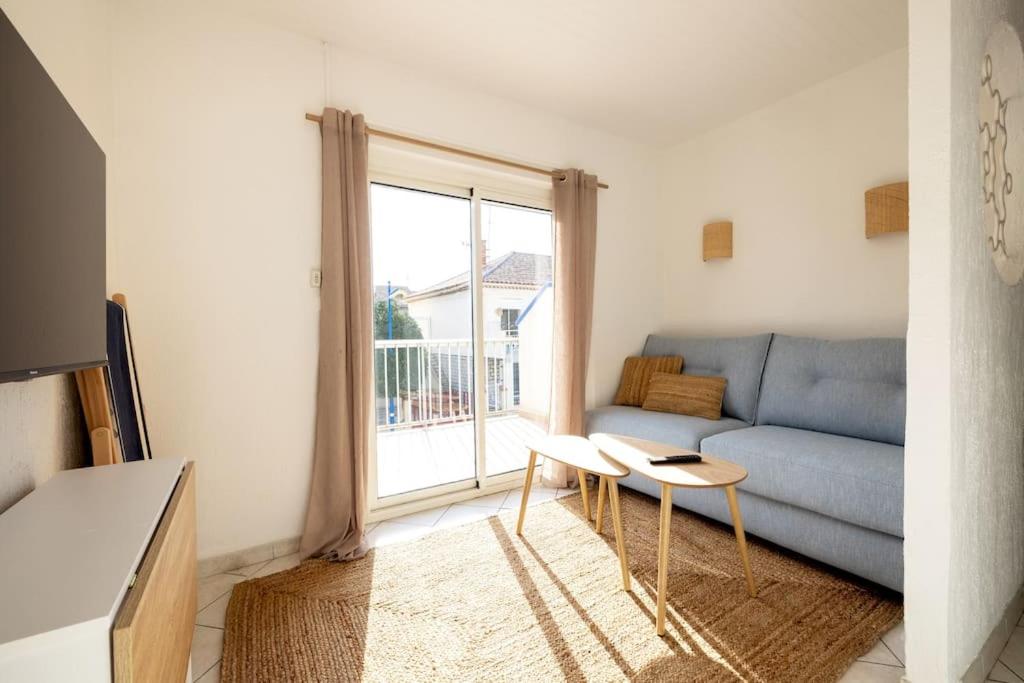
xmin=370 ymin=183 xmax=552 ymax=291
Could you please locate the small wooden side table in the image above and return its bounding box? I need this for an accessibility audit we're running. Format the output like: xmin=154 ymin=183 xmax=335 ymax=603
xmin=517 ymin=435 xmax=633 ymax=592
xmin=590 ymin=432 xmax=757 ymax=636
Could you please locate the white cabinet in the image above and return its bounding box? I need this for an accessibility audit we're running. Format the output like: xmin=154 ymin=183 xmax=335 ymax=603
xmin=0 ymin=458 xmax=196 ymax=682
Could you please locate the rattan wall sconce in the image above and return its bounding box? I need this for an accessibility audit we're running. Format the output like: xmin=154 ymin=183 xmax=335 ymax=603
xmin=703 ymin=221 xmax=733 ymax=261
xmin=865 ymin=183 xmax=909 ymax=239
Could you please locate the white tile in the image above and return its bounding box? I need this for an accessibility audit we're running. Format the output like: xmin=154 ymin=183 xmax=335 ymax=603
xmin=251 ymin=552 xmax=303 ymax=579
xmin=554 ymin=487 xmax=577 ymax=499
xmin=857 ymin=639 xmax=903 ymax=667
xmin=838 ymin=661 xmax=905 ymax=682
xmin=225 ymin=558 xmax=271 ymax=578
xmin=197 ymin=573 xmax=244 ymax=612
xmin=435 ymin=503 xmax=500 ymax=530
xmin=1000 ymin=628 xmax=1024 ymax=679
xmin=989 ymin=660 xmax=1024 ymax=683
xmin=365 ymin=521 xmax=435 ymax=548
xmin=195 ymin=662 xmax=221 ymax=683
xmin=459 ymin=491 xmax=511 ymax=509
xmin=190 ymin=625 xmax=223 ymax=680
xmin=389 ymin=504 xmax=450 ymax=527
xmin=502 ymin=486 xmax=558 ymax=509
xmin=881 ymin=621 xmax=905 ymax=665
xmin=196 ymin=591 xmax=231 ymax=629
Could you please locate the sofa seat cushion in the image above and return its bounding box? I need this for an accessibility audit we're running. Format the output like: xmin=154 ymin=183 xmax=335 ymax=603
xmin=701 ymin=426 xmax=903 ymax=537
xmin=585 ymin=405 xmax=748 ymax=452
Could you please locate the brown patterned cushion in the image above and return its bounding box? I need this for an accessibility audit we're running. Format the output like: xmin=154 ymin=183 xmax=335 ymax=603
xmin=642 ymin=372 xmax=728 ymax=420
xmin=613 ymin=356 xmax=684 ymax=407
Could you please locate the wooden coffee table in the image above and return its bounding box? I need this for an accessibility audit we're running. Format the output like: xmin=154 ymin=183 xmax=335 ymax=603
xmin=590 ymin=432 xmax=757 ymax=636
xmin=517 ymin=435 xmax=633 ymax=591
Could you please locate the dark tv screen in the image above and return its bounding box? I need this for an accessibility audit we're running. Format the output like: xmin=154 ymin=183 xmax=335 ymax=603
xmin=0 ymin=8 xmax=106 ymax=383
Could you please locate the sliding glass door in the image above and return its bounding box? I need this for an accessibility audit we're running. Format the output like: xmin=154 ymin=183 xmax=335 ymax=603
xmin=369 ymin=180 xmax=553 ymax=508
xmin=370 ymin=183 xmax=476 ymax=500
xmin=479 ymin=200 xmax=552 ymax=477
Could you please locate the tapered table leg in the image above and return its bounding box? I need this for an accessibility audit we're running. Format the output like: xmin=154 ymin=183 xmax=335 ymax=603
xmin=724 ymin=484 xmax=757 ymax=597
xmin=515 ymin=450 xmax=538 ymax=536
xmin=596 ymin=476 xmax=607 ymax=534
xmin=607 ymin=479 xmax=631 ymax=592
xmin=656 ymin=483 xmax=673 ymax=636
xmin=578 ymin=469 xmax=592 ymax=521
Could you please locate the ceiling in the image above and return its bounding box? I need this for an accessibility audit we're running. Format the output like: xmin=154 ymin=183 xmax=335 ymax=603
xmin=235 ymin=0 xmax=907 ymax=145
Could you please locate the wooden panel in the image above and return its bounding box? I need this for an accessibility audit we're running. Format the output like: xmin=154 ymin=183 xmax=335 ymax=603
xmin=74 ymin=367 xmax=123 ymax=465
xmin=865 ymin=181 xmax=909 ymax=238
xmin=590 ymin=433 xmax=747 ymax=489
xmin=113 ymin=462 xmax=197 ymax=683
xmin=88 ymin=426 xmax=115 ymax=468
xmin=702 ymin=221 xmax=733 ymax=261
xmin=526 ymin=435 xmax=629 ymax=478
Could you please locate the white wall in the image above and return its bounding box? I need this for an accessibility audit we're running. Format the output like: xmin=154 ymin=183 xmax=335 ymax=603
xmin=328 ymin=45 xmax=661 ymax=403
xmin=111 ymin=2 xmax=324 ymax=560
xmin=112 ymin=2 xmax=660 ymax=559
xmin=517 ymin=287 xmax=553 ymax=420
xmin=0 ymin=0 xmax=113 ymax=512
xmin=656 ymin=49 xmax=909 ymax=339
xmin=407 ymin=288 xmax=538 ymax=340
xmin=906 ymin=1 xmax=1024 ymax=680
xmin=407 ymin=291 xmax=472 ymax=340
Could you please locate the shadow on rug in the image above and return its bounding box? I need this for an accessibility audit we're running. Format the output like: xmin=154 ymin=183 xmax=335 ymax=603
xmin=221 ymin=489 xmax=901 ymax=682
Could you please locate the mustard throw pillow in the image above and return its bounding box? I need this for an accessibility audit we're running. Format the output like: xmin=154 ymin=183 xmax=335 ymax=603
xmin=642 ymin=372 xmax=727 ymax=420
xmin=613 ymin=356 xmax=684 ymax=407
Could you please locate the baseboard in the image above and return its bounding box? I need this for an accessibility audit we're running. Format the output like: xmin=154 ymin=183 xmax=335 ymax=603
xmin=961 ymin=581 xmax=1024 ymax=683
xmin=197 ymin=536 xmax=300 ymax=578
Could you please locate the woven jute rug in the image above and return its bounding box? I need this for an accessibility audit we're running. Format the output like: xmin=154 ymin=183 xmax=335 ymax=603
xmin=221 ymin=489 xmax=901 ymax=682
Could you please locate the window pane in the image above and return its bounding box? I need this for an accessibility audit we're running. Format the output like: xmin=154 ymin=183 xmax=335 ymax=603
xmin=371 ymin=183 xmax=476 ymax=499
xmin=480 ymin=200 xmax=552 ymax=477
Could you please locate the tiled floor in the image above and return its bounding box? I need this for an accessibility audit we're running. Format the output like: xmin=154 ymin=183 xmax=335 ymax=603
xmin=192 ymin=551 xmax=307 ymax=682
xmin=986 ymin=620 xmax=1024 ymax=682
xmin=191 ymin=484 xmax=908 ymax=682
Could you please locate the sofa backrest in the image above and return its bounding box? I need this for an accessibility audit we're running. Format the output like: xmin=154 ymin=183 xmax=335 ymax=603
xmin=642 ymin=334 xmax=772 ymax=424
xmin=755 ymin=335 xmax=906 ymax=445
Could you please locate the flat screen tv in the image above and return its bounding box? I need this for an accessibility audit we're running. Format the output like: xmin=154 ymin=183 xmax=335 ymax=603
xmin=0 ymin=8 xmax=106 ymax=383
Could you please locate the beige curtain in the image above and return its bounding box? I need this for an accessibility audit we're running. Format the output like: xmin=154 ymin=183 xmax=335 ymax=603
xmin=542 ymin=169 xmax=598 ymax=488
xmin=300 ymin=109 xmax=373 ymax=561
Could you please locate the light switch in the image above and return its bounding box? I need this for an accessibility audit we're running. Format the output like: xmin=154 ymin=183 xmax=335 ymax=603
xmin=310 ymin=269 xmax=322 ymax=288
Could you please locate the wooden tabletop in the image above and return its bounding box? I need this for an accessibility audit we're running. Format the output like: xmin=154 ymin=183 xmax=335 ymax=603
xmin=527 ymin=435 xmax=630 ymax=478
xmin=590 ymin=433 xmax=747 ymax=489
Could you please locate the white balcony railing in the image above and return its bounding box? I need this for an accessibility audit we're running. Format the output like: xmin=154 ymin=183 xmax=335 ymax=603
xmin=374 ymin=337 xmax=519 ymax=430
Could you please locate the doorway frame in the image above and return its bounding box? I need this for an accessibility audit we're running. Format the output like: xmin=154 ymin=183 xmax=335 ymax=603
xmin=366 ymin=156 xmax=553 ymax=519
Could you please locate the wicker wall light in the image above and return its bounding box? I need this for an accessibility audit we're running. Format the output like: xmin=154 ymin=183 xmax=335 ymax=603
xmin=865 ymin=182 xmax=909 ymax=239
xmin=702 ymin=221 xmax=733 ymax=261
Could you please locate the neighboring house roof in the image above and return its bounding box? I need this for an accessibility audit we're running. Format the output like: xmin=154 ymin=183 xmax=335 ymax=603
xmin=405 ymin=252 xmax=552 ymax=302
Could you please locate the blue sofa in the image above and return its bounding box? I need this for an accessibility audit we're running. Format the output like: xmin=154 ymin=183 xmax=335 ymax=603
xmin=586 ymin=333 xmax=906 ymax=591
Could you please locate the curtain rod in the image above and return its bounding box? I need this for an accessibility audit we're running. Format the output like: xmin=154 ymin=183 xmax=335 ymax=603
xmin=305 ymin=113 xmax=609 ymax=189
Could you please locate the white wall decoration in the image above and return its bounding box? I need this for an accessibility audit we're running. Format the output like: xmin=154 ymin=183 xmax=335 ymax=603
xmin=980 ymin=21 xmax=1024 ymax=286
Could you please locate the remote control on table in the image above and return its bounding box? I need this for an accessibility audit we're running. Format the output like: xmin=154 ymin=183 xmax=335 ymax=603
xmin=648 ymin=454 xmax=702 ymax=466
